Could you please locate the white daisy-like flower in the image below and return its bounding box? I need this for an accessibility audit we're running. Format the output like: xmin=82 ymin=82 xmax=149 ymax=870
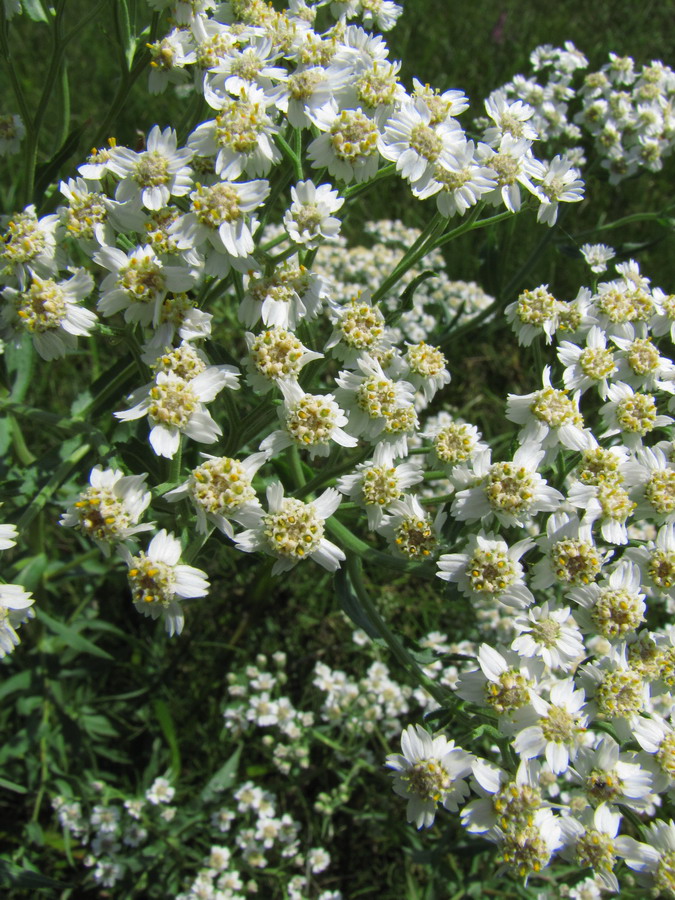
xmin=170 ymin=178 xmax=268 ymax=278
xmin=336 ymin=441 xmax=424 ymax=530
xmin=437 ymin=531 xmax=535 ymax=610
xmin=324 ymin=290 xmax=394 ymax=366
xmin=58 ymin=176 xmax=145 ymax=249
xmin=378 ymin=97 xmax=465 ymax=185
xmin=2 ymin=268 xmax=96 ymax=360
xmin=0 ymin=582 xmax=34 ymax=658
xmin=335 ymin=355 xmax=418 ymax=456
xmin=511 ymin=602 xmax=585 ymax=671
xmin=234 ymin=482 xmax=345 ymax=575
xmin=461 ymin=757 xmax=545 ymax=836
xmin=557 ymin=324 xmax=617 ymax=399
xmin=424 ymin=419 xmax=489 ymax=475
xmin=208 ymin=35 xmax=287 ymax=96
xmin=283 ymin=180 xmax=344 ymax=248
xmin=260 ymin=379 xmax=357 ymax=459
xmin=165 ymin=451 xmax=267 ymax=538
xmin=399 ymin=341 xmax=451 ymax=403
xmin=534 ymin=154 xmax=584 ymax=225
xmin=625 ymin=522 xmax=675 ymax=599
xmin=308 ymin=102 xmax=381 ymax=184
xmin=455 ymin=645 xmax=543 ymax=718
xmin=410 ymin=78 xmax=469 ymax=123
xmin=189 ymin=83 xmax=281 ymax=180
xmin=95 ymin=244 xmax=197 ymax=327
xmin=410 ymin=139 xmax=497 ymax=217
xmin=581 ymin=243 xmax=615 ymax=274
xmin=483 ymin=91 xmax=538 ymax=146
xmin=558 ymin=803 xmax=622 ymax=892
xmin=115 ymin=367 xmax=237 ymax=458
xmin=60 ymin=466 xmax=153 ymax=555
xmin=238 ymin=258 xmax=327 ymax=329
xmin=475 ymin=134 xmax=545 ymax=213
xmin=512 ymin=679 xmax=589 ymax=773
xmin=611 ymin=328 xmax=675 ymax=391
xmin=568 ymin=560 xmax=645 ymax=640
xmin=567 ymin=477 xmax=636 ymax=545
xmin=244 ymin=327 xmax=323 ymax=393
xmin=505 ymin=283 xmax=563 ymax=347
xmin=0 ymin=205 xmax=60 ymax=285
xmin=107 ymin=126 xmax=193 ymax=211
xmin=385 ymin=724 xmax=473 ymax=829
xmin=274 ymin=64 xmax=350 ymax=130
xmin=600 ymin=381 xmax=673 ymax=450
xmin=451 ymin=443 xmax=564 ymax=528
xmin=506 ymin=365 xmax=596 ymax=452
xmin=530 ymin=512 xmax=608 ymax=592
xmin=122 ymin=530 xmax=209 ymax=636
xmin=376 ymin=494 xmax=445 ymax=561
xmin=624 ymin=444 xmax=675 ymax=525
xmin=145 ymin=775 xmax=176 ymax=804
xmin=570 ymin=735 xmax=653 ymax=810
xmin=616 ymin=818 xmax=675 ymax=896
xmin=146 ymin=28 xmax=195 ymax=95
xmin=581 ymin=647 xmax=650 ymax=725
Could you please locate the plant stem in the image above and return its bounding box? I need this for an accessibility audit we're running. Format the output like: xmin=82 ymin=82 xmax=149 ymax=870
xmin=345 ymin=555 xmax=450 ymax=706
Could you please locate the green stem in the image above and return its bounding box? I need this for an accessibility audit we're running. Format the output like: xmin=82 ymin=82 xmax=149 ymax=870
xmin=371 ymin=212 xmax=446 ymax=303
xmin=342 ymin=163 xmax=397 ymax=200
xmin=574 ymin=210 xmax=671 ymax=238
xmin=275 ymin=132 xmax=303 ymax=181
xmin=168 ymin=436 xmax=183 ymax=484
xmin=430 ymin=206 xmax=513 ymax=252
xmin=288 ymin=445 xmax=306 ymax=489
xmin=345 ymin=555 xmax=449 ymax=706
xmin=326 ymin=517 xmax=435 ymax=577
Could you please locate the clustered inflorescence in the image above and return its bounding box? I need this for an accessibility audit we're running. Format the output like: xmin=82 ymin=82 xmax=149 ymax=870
xmin=3 ymin=0 xmax=675 ymax=896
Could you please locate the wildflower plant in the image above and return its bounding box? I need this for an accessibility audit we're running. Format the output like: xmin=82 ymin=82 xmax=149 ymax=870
xmin=2 ymin=0 xmax=675 ymax=897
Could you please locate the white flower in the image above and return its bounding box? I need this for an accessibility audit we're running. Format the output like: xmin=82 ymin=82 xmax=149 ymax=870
xmin=534 ymin=154 xmax=584 ymax=225
xmin=376 ymin=494 xmax=445 ymax=560
xmin=244 ymin=327 xmax=323 ymax=392
xmin=95 ymin=244 xmax=197 ymax=326
xmin=475 ymin=134 xmax=545 ymax=213
xmin=531 ymin=512 xmax=607 ymax=592
xmin=511 ymin=602 xmax=585 ymax=670
xmin=625 ymin=522 xmax=675 ymax=598
xmin=60 ymin=466 xmax=153 ymax=555
xmin=189 ymin=83 xmax=281 ymax=180
xmin=146 ymin=776 xmax=176 ymax=804
xmin=483 ymin=91 xmax=538 ymax=146
xmin=0 ymin=582 xmax=34 ymax=658
xmin=611 ymin=328 xmax=675 ymax=391
xmin=336 ymin=442 xmax=424 ymax=529
xmin=437 ymin=531 xmax=534 ymax=609
xmin=505 ymin=284 xmax=563 ymax=347
xmin=234 ymin=483 xmax=345 ymax=575
xmin=379 ymin=97 xmax=464 ymax=185
xmin=1 ymin=268 xmax=96 ymax=360
xmin=512 ymin=679 xmax=589 ymax=773
xmin=411 ymin=139 xmax=497 ymax=217
xmin=600 ymin=381 xmax=673 ymax=450
xmin=335 ymin=355 xmax=418 ymax=456
xmin=165 ymin=451 xmax=267 ymax=538
xmin=616 ymin=818 xmax=675 ymax=895
xmin=506 ymin=365 xmax=596 ymax=452
xmin=107 ymin=126 xmax=193 ymax=211
xmin=283 ymin=180 xmax=343 ymax=248
xmin=451 ymin=443 xmax=564 ymax=528
xmin=115 ymin=367 xmax=236 ymax=458
xmin=239 ymin=258 xmax=327 ymax=329
xmin=558 ymin=803 xmax=622 ymax=892
xmin=581 ymin=243 xmax=615 ymax=273
xmin=557 ymin=325 xmax=617 ymax=399
xmin=455 ymin=645 xmax=543 ymax=717
xmin=308 ymin=103 xmax=381 ymax=184
xmin=123 ymin=530 xmax=209 ymax=636
xmin=386 ymin=724 xmax=473 ymax=828
xmin=570 ymin=735 xmax=653 ymax=810
xmin=0 ymin=205 xmax=60 ymax=285
xmin=260 ymin=379 xmax=357 ymax=459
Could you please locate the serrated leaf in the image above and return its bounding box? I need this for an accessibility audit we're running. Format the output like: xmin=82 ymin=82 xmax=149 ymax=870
xmin=36 ymin=608 xmax=113 ymax=660
xmin=200 ymin=745 xmax=241 ymax=802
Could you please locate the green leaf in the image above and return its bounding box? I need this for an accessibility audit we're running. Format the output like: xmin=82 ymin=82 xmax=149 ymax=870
xmin=385 ymin=270 xmax=436 ymax=326
xmin=0 ymin=777 xmax=27 ymax=793
xmin=334 ymin=566 xmax=380 ymax=639
xmin=6 ymin=334 xmax=34 ymax=402
xmin=154 ymin=700 xmax=181 ymax=778
xmin=36 ymin=608 xmax=114 ymax=660
xmin=0 ymin=668 xmax=31 ymax=702
xmin=200 ymin=745 xmax=241 ymax=802
xmin=0 ymin=857 xmax=69 ymax=889
xmin=20 ymin=0 xmax=50 ymax=23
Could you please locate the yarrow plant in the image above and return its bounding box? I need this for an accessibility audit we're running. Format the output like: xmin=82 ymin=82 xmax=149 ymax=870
xmin=2 ymin=0 xmax=675 ymax=897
